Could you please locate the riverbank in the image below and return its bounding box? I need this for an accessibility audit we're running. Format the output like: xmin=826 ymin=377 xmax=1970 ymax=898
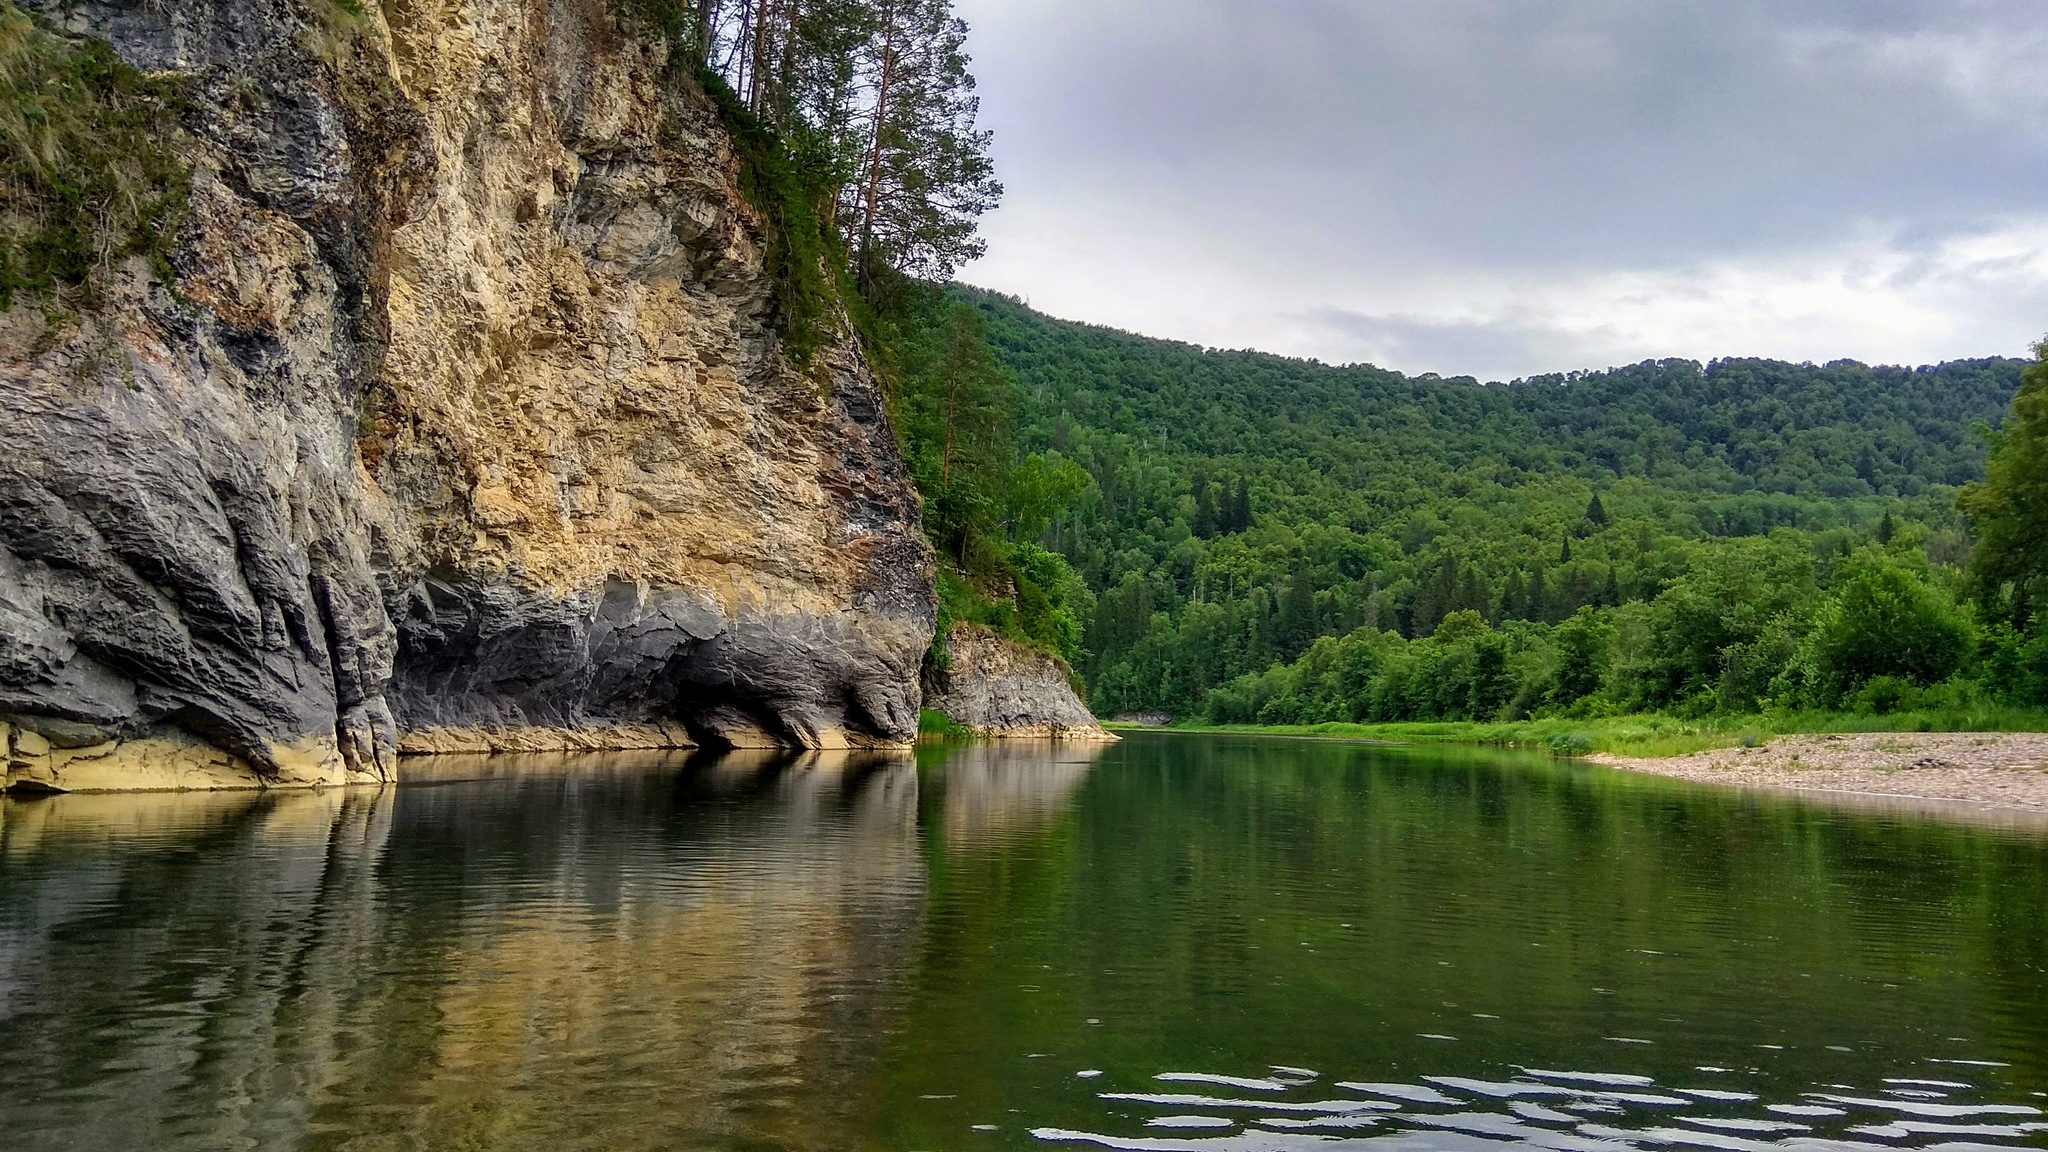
xmin=1589 ymin=732 xmax=2048 ymax=811
xmin=1117 ymin=709 xmax=2048 ymax=757
xmin=1116 ymin=712 xmax=2048 ymax=815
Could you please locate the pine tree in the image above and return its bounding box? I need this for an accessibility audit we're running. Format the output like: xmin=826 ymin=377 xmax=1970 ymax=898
xmin=1412 ymin=554 xmax=1460 ymax=638
xmin=1560 ymin=536 xmax=1572 ymax=563
xmin=1586 ymin=493 xmax=1608 ymax=527
xmin=1225 ymin=477 xmax=1252 ymax=533
xmin=1501 ymin=569 xmax=1529 ymax=621
xmin=846 ymin=0 xmax=1001 ymax=286
xmin=1278 ymin=569 xmax=1318 ymax=659
xmin=1192 ymin=473 xmax=1216 ymax=538
xmin=1877 ymin=510 xmax=1897 ymax=545
xmin=1454 ymin=565 xmax=1491 ymax=621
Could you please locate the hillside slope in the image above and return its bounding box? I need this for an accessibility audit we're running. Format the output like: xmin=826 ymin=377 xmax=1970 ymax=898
xmin=955 ymin=288 xmax=2024 ymax=716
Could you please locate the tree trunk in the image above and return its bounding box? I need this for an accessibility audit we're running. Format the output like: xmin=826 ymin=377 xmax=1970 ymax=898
xmin=941 ymin=366 xmax=959 ymax=488
xmin=695 ymin=0 xmax=721 ymax=65
xmin=748 ymin=0 xmax=773 ymax=114
xmin=857 ymin=1 xmax=899 ymax=283
xmin=731 ymin=0 xmax=755 ymax=96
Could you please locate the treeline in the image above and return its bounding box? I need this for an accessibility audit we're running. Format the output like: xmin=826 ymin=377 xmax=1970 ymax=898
xmin=1218 ymin=344 xmax=2048 ymax=725
xmin=950 ymin=288 xmax=2032 ymax=719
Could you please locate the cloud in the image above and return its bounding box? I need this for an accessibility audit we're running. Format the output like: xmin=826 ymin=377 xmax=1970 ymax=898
xmin=950 ymin=0 xmax=2048 ymax=377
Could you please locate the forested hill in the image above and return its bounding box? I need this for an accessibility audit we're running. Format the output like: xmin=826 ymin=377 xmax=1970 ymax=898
xmin=949 ymin=286 xmax=2027 ymax=719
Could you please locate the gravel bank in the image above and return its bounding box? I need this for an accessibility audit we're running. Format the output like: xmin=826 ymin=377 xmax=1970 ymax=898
xmin=1590 ymin=732 xmax=2048 ymax=818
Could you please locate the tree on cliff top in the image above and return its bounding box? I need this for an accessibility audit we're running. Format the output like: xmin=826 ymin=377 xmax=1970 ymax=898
xmin=658 ymin=0 xmax=998 ymax=287
xmin=843 ymin=0 xmax=1000 ymax=286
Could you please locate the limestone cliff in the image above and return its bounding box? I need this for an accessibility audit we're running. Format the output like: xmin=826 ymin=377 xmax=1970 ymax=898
xmin=0 ymin=0 xmax=935 ymax=791
xmin=924 ymin=625 xmax=1113 ymax=740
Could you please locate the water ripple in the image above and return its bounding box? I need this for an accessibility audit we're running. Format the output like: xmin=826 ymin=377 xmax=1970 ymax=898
xmin=1034 ymin=1064 xmax=2045 ymax=1152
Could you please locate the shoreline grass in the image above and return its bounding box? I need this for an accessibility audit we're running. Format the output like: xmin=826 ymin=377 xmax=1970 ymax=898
xmin=1107 ymin=709 xmax=2048 ymax=759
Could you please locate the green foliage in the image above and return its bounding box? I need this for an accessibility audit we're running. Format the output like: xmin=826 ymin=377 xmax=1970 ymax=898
xmin=955 ymin=288 xmax=2021 ymax=720
xmin=1978 ymin=623 xmax=2048 ymax=708
xmin=871 ymin=274 xmax=1094 ymax=667
xmin=884 ymin=285 xmax=1014 ymax=570
xmin=0 ymin=0 xmax=190 ymax=311
xmin=918 ymin=708 xmax=969 ymax=738
xmin=690 ymin=64 xmax=849 ymax=366
xmin=1159 ymin=705 xmax=2048 ymax=759
xmin=846 ymin=0 xmax=1000 ymax=285
xmin=1960 ymin=339 xmax=2048 ymax=624
xmin=1636 ymin=535 xmax=1814 ymax=707
xmin=1549 ymin=607 xmax=1615 ymax=711
xmin=1789 ymin=551 xmax=1973 ymax=704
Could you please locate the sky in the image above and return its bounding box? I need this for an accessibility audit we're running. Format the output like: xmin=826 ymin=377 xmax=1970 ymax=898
xmin=948 ymin=0 xmax=2048 ymax=381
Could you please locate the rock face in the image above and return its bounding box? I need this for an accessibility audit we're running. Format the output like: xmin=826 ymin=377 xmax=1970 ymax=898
xmin=925 ymin=625 xmax=1113 ymax=740
xmin=0 ymin=0 xmax=935 ymax=791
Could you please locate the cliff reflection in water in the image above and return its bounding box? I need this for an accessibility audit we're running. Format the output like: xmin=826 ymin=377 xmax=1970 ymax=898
xmin=925 ymin=740 xmax=1107 ymax=849
xmin=0 ymin=750 xmax=928 ymax=1152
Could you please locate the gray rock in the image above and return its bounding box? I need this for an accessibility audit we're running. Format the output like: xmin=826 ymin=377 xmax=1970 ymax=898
xmin=926 ymin=626 xmax=1113 ymax=740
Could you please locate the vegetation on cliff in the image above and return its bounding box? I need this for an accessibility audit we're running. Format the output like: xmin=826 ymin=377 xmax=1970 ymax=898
xmin=630 ymin=0 xmax=1086 ymax=669
xmin=0 ymin=0 xmax=188 ymax=311
xmin=631 ymin=0 xmax=998 ymax=329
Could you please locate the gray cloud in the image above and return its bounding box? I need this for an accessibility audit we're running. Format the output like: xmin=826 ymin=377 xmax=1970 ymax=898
xmin=952 ymin=0 xmax=2048 ymax=377
xmin=1299 ymin=308 xmax=1631 ymax=383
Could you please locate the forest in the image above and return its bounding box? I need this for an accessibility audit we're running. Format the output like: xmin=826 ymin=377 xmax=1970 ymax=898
xmin=935 ymin=290 xmax=2048 ymax=728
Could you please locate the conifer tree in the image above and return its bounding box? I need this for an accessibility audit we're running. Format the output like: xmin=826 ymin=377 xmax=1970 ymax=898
xmin=1501 ymin=569 xmax=1529 ymax=621
xmin=1586 ymin=493 xmax=1608 ymax=527
xmin=845 ymin=0 xmax=1001 ymax=285
xmin=1192 ymin=473 xmax=1216 ymax=538
xmin=1224 ymin=477 xmax=1252 ymax=533
xmin=1278 ymin=568 xmax=1318 ymax=659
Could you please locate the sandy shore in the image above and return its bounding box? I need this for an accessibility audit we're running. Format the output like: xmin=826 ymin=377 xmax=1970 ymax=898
xmin=1589 ymin=732 xmax=2048 ymax=820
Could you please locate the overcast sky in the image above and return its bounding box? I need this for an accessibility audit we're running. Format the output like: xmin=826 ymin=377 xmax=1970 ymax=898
xmin=948 ymin=0 xmax=2048 ymax=381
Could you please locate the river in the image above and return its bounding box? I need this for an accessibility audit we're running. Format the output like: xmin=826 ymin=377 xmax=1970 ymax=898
xmin=0 ymin=733 xmax=2043 ymax=1151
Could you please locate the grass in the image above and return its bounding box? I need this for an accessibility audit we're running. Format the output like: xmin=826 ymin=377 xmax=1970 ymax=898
xmin=689 ymin=64 xmax=854 ymax=368
xmin=918 ymin=709 xmax=970 ymax=739
xmin=0 ymin=0 xmax=190 ymax=312
xmin=1118 ymin=708 xmax=2048 ymax=759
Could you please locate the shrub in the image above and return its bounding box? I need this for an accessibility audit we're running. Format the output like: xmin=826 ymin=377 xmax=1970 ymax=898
xmin=1801 ymin=552 xmax=1972 ymax=701
xmin=1848 ymin=676 xmax=1921 ymax=715
xmin=1549 ymin=607 xmax=1615 ymax=710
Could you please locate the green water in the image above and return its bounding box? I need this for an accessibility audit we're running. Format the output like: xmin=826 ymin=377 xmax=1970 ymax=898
xmin=1 ymin=733 xmax=2044 ymax=1151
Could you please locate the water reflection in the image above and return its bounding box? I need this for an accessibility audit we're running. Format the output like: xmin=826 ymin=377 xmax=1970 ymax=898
xmin=1 ymin=735 xmax=2046 ymax=1152
xmin=0 ymin=750 xmax=926 ymax=1151
xmin=930 ymin=740 xmax=1108 ymax=849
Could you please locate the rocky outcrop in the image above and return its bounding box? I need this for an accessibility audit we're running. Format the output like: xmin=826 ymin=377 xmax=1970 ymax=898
xmin=925 ymin=625 xmax=1113 ymax=740
xmin=0 ymin=0 xmax=934 ymax=791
